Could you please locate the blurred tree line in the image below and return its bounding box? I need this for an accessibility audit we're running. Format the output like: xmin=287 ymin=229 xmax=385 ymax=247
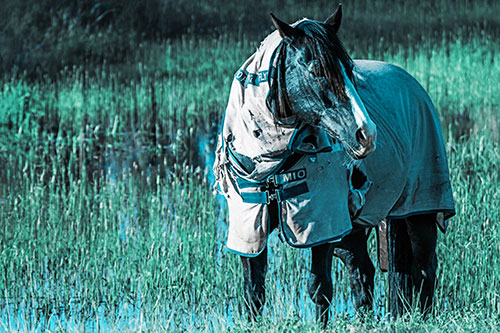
xmin=1 ymin=0 xmax=499 ymax=79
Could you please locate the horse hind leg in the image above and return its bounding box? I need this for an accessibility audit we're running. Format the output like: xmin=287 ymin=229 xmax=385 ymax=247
xmin=406 ymin=213 xmax=438 ymax=316
xmin=308 ymin=243 xmax=334 ymax=328
xmin=240 ymin=248 xmax=268 ymax=322
xmin=387 ymin=218 xmax=413 ymax=317
xmin=332 ymin=227 xmax=375 ymax=314
xmin=387 ymin=214 xmax=437 ymax=317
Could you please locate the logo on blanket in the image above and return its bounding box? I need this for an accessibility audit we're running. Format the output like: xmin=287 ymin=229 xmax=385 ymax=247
xmin=235 ymin=69 xmax=269 ymax=87
xmin=276 ymin=168 xmax=307 ymax=184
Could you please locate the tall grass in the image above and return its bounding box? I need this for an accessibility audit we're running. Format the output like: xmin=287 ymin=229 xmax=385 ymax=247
xmin=0 ymin=135 xmax=498 ymax=331
xmin=1 ymin=0 xmax=499 ymax=331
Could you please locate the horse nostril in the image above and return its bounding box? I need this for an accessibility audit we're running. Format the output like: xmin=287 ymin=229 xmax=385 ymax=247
xmin=356 ymin=128 xmax=367 ymax=143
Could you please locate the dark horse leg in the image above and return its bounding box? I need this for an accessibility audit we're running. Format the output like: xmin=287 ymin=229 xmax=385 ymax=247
xmin=308 ymin=243 xmax=334 ymax=327
xmin=332 ymin=227 xmax=375 ymax=314
xmin=388 ymin=214 xmax=437 ymax=317
xmin=239 ymin=200 xmax=280 ymax=322
xmin=241 ymin=248 xmax=268 ymax=321
xmin=240 ymin=241 xmax=337 ymax=327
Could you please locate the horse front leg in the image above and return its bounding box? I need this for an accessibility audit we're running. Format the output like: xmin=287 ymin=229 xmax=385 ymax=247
xmin=333 ymin=227 xmax=375 ymax=314
xmin=240 ymin=247 xmax=268 ymax=322
xmin=309 ymin=243 xmax=334 ymax=328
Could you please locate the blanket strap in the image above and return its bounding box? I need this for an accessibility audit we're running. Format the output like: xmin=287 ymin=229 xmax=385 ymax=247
xmin=240 ymin=182 xmax=309 ymax=204
xmin=235 ymin=151 xmax=308 ymax=204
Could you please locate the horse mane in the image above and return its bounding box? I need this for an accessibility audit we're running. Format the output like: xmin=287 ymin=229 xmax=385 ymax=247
xmin=267 ymin=19 xmax=355 ymax=124
xmin=267 ymin=43 xmax=295 ymax=125
xmin=297 ymin=19 xmax=355 ymax=101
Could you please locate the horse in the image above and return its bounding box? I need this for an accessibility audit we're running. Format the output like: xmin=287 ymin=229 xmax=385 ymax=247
xmin=213 ymin=4 xmax=455 ymax=327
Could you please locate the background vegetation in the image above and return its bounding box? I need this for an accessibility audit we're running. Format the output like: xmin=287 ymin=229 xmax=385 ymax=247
xmin=0 ymin=0 xmax=499 ymax=331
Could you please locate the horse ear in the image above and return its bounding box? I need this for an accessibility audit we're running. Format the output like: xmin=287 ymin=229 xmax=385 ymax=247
xmin=324 ymin=3 xmax=342 ymax=33
xmin=270 ymin=13 xmax=297 ymax=41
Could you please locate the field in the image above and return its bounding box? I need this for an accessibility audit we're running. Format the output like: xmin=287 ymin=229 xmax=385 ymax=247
xmin=0 ymin=1 xmax=499 ymax=331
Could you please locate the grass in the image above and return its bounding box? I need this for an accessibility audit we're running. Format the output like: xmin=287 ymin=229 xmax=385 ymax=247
xmin=1 ymin=1 xmax=500 ymax=331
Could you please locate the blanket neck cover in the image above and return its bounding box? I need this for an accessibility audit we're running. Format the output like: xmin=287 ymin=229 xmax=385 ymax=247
xmin=214 ymin=30 xmax=360 ymax=256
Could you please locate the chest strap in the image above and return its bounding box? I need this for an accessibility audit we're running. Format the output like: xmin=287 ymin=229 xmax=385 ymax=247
xmin=237 ymin=165 xmax=310 ymax=204
xmin=240 ymin=182 xmax=309 ymax=204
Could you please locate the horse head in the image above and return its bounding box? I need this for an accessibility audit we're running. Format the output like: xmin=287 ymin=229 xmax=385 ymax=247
xmin=270 ymin=4 xmax=376 ymax=159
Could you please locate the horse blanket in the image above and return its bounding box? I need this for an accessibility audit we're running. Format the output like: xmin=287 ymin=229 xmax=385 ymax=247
xmin=352 ymin=60 xmax=455 ymax=228
xmin=214 ymin=31 xmax=455 ymax=256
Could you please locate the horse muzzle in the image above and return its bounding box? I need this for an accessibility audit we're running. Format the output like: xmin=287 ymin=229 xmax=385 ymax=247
xmin=352 ymin=125 xmax=376 ymax=159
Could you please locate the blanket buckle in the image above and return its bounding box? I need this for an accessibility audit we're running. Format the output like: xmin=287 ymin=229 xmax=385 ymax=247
xmin=266 ymin=176 xmax=276 ymax=186
xmin=266 ymin=190 xmax=278 ymax=204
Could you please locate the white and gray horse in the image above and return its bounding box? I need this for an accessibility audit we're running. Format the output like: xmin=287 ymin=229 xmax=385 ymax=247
xmin=214 ymin=4 xmax=455 ymax=326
